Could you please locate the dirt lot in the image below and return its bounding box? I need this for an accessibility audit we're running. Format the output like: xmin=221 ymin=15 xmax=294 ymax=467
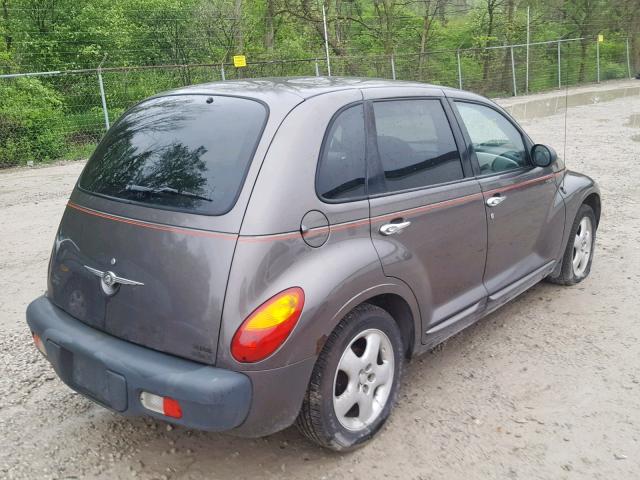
xmin=1 ymin=80 xmax=639 ymax=479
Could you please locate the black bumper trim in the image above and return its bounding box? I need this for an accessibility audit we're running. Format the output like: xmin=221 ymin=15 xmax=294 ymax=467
xmin=27 ymin=296 xmax=252 ymax=431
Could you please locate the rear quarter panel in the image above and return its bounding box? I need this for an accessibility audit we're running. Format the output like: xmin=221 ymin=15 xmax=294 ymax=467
xmin=216 ymin=232 xmax=420 ymax=371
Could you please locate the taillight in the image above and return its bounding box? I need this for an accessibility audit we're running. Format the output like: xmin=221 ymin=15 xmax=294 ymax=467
xmin=231 ymin=287 xmax=305 ymax=363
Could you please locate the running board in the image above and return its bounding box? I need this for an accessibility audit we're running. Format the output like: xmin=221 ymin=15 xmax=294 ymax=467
xmin=488 ymin=261 xmax=556 ymax=304
xmin=426 ymin=301 xmax=484 ymax=335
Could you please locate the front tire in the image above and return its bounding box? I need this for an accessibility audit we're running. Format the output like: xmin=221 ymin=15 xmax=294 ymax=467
xmin=296 ymin=304 xmax=404 ymax=451
xmin=547 ymin=204 xmax=597 ymax=285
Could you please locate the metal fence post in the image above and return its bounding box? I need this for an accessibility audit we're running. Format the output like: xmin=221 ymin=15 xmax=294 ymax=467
xmin=510 ymin=46 xmax=517 ymax=96
xmin=627 ymin=37 xmax=632 ymax=79
xmin=97 ymin=68 xmax=110 ymax=131
xmin=390 ymin=55 xmax=396 ymax=80
xmin=457 ymin=49 xmax=463 ymax=89
xmin=315 ymin=59 xmax=320 ymax=77
xmin=557 ymin=40 xmax=562 ymax=88
xmin=321 ymin=3 xmax=331 ymax=76
xmin=525 ymin=6 xmax=530 ymax=94
xmin=596 ymin=38 xmax=600 ymax=83
xmin=220 ymin=64 xmax=226 ymax=81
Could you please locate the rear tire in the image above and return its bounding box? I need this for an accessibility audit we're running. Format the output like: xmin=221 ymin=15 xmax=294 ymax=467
xmin=547 ymin=204 xmax=596 ymax=286
xmin=296 ymin=304 xmax=404 ymax=451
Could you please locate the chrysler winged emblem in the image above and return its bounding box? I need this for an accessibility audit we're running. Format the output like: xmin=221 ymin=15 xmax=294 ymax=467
xmin=84 ymin=265 xmax=144 ymax=296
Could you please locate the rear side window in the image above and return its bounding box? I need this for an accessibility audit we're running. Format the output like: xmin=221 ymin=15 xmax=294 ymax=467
xmin=373 ymin=99 xmax=463 ymax=193
xmin=316 ymin=104 xmax=366 ymax=201
xmin=455 ymin=101 xmax=527 ymax=174
xmin=79 ymin=95 xmax=267 ymax=215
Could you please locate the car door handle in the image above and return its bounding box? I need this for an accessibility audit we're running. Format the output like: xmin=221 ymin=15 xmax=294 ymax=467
xmin=379 ymin=220 xmax=411 ymax=236
xmin=486 ymin=195 xmax=506 ymax=207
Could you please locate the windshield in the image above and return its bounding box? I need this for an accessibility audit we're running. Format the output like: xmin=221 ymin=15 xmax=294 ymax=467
xmin=79 ymin=94 xmax=267 ymax=215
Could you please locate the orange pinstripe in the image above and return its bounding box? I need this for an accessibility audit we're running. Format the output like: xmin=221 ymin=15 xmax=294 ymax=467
xmin=67 ymin=171 xmax=564 ymax=243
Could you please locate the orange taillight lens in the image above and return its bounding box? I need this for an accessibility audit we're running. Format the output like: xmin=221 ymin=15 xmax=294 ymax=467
xmin=231 ymin=287 xmax=305 ymax=363
xmin=32 ymin=333 xmax=46 ymax=357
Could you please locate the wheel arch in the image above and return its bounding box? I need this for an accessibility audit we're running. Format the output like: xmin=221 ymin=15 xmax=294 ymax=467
xmin=557 ymin=171 xmax=601 ymax=259
xmin=323 ymin=281 xmax=422 ymax=361
xmin=560 ymin=171 xmax=600 ymax=225
xmin=583 ymin=192 xmax=601 ymax=227
xmin=366 ymin=293 xmax=416 ymax=359
xmin=549 ymin=171 xmax=601 ymax=280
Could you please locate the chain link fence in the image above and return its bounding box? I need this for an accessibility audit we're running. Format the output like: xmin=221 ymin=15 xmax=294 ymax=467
xmin=0 ymin=36 xmax=636 ymax=168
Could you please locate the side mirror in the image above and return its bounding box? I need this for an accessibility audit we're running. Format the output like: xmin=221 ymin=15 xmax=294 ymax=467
xmin=531 ymin=144 xmax=557 ymax=168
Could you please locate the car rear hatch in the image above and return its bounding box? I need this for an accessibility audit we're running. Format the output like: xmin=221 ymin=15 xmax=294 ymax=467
xmin=47 ymin=93 xmax=272 ymax=365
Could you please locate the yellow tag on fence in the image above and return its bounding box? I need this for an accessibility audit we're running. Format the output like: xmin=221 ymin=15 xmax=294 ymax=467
xmin=598 ymin=34 xmax=604 ymax=42
xmin=233 ymin=55 xmax=247 ymax=67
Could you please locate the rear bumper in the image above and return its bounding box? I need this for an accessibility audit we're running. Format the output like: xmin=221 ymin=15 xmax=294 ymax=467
xmin=26 ymin=296 xmax=252 ymax=431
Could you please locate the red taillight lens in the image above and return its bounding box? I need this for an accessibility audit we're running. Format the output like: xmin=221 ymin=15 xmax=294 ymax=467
xmin=162 ymin=397 xmax=183 ymax=419
xmin=231 ymin=287 xmax=305 ymax=363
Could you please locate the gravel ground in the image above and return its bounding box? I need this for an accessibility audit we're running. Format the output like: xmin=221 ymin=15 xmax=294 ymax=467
xmin=1 ymin=80 xmax=639 ymax=479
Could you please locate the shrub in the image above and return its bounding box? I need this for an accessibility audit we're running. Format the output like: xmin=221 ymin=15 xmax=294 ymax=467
xmin=601 ymin=63 xmax=627 ymax=81
xmin=0 ymin=77 xmax=67 ymax=167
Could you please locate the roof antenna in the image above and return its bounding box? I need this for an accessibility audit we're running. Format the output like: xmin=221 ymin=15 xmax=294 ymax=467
xmin=562 ymin=50 xmax=569 ymax=164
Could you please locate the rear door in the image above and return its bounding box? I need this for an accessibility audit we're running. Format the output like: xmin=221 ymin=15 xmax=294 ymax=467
xmin=451 ymin=100 xmax=565 ymax=294
xmin=364 ymin=88 xmax=488 ymax=337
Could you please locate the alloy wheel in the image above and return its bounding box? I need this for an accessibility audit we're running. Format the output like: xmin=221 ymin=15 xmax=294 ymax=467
xmin=332 ymin=328 xmax=395 ymax=431
xmin=572 ymin=216 xmax=593 ymax=277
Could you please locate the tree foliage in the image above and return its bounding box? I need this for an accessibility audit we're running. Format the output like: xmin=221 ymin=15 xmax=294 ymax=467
xmin=0 ymin=0 xmax=637 ymax=166
xmin=0 ymin=75 xmax=66 ymax=166
xmin=1 ymin=0 xmax=635 ymax=71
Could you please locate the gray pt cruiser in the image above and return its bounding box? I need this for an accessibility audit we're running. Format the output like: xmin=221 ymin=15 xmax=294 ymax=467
xmin=26 ymin=77 xmax=600 ymax=450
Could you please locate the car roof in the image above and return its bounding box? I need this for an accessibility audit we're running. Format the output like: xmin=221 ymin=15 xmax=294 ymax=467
xmin=165 ymin=76 xmax=478 ymax=98
xmin=160 ymin=76 xmax=492 ymax=111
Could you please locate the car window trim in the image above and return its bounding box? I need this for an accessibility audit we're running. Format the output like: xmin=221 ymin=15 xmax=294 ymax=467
xmin=77 ymin=93 xmax=270 ymax=217
xmin=474 ymin=164 xmax=536 ymax=180
xmin=366 ymin=96 xmax=471 ymax=198
xmin=448 ymin=98 xmax=535 ymax=177
xmin=368 ymin=176 xmax=480 ymax=200
xmin=314 ymin=101 xmax=369 ymax=205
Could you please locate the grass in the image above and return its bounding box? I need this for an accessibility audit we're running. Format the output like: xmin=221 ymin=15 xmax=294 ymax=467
xmin=63 ymin=142 xmax=96 ymax=161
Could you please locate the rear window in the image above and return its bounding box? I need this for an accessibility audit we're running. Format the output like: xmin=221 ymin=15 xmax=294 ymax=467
xmin=79 ymin=95 xmax=267 ymax=215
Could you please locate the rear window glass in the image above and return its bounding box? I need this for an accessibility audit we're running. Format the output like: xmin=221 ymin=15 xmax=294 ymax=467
xmin=79 ymin=95 xmax=267 ymax=215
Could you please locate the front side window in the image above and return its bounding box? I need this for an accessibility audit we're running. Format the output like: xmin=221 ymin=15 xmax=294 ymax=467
xmin=316 ymin=104 xmax=366 ymax=201
xmin=79 ymin=95 xmax=267 ymax=215
xmin=373 ymin=99 xmax=464 ymax=193
xmin=455 ymin=102 xmax=527 ymax=174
